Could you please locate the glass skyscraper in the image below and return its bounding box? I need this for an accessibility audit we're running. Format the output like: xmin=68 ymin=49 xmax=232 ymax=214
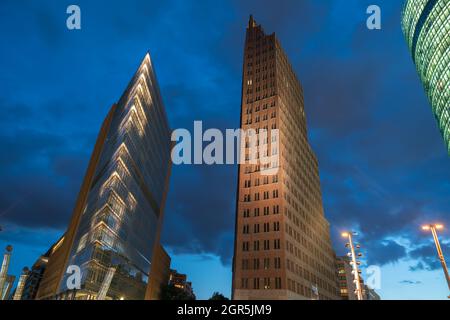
xmin=402 ymin=0 xmax=450 ymax=155
xmin=37 ymin=53 xmax=172 ymax=300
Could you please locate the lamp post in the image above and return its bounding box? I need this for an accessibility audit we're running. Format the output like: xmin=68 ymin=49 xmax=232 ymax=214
xmin=342 ymin=232 xmax=364 ymax=300
xmin=422 ymin=224 xmax=450 ymax=298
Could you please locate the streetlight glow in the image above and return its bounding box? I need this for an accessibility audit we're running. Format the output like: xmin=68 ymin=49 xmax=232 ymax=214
xmin=422 ymin=224 xmax=444 ymax=231
xmin=421 ymin=223 xmax=450 ymax=298
xmin=341 ymin=231 xmax=364 ymax=300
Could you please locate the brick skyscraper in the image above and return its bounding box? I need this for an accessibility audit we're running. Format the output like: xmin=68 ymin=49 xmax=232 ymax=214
xmin=232 ymin=16 xmax=339 ymax=300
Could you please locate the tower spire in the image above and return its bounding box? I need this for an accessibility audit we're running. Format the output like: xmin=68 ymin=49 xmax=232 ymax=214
xmin=248 ymin=14 xmax=256 ymax=28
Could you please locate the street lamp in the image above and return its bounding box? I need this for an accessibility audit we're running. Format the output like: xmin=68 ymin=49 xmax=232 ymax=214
xmin=342 ymin=232 xmax=364 ymax=300
xmin=421 ymin=224 xmax=450 ymax=298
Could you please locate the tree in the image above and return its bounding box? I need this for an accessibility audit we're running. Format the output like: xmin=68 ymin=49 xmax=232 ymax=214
xmin=208 ymin=292 xmax=229 ymax=300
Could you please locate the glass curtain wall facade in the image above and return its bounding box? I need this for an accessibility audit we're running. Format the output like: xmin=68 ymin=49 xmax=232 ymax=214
xmin=57 ymin=53 xmax=171 ymax=300
xmin=402 ymin=0 xmax=450 ymax=155
xmin=232 ymin=16 xmax=339 ymax=300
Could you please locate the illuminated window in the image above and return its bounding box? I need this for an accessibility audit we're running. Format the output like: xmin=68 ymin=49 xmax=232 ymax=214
xmin=77 ymin=233 xmax=88 ymax=253
xmin=108 ymin=192 xmax=125 ymax=217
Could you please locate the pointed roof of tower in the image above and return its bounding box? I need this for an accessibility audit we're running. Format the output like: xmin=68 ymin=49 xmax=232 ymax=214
xmin=248 ymin=14 xmax=257 ymax=28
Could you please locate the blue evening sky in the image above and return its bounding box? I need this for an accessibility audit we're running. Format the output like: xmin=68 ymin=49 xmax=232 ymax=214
xmin=0 ymin=0 xmax=449 ymax=299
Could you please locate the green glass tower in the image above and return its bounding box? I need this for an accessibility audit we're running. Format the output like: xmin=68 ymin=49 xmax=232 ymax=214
xmin=401 ymin=0 xmax=450 ymax=155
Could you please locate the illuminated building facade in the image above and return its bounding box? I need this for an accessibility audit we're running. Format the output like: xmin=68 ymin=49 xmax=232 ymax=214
xmin=21 ymin=257 xmax=47 ymax=300
xmin=13 ymin=268 xmax=29 ymax=300
xmin=336 ymin=256 xmax=381 ymax=300
xmin=364 ymin=284 xmax=381 ymax=300
xmin=21 ymin=239 xmax=61 ymax=300
xmin=35 ymin=236 xmax=65 ymax=299
xmin=37 ymin=53 xmax=172 ymax=300
xmin=402 ymin=0 xmax=450 ymax=155
xmin=336 ymin=256 xmax=360 ymax=300
xmin=169 ymin=269 xmax=195 ymax=299
xmin=0 ymin=245 xmax=13 ymax=300
xmin=232 ymin=16 xmax=339 ymax=300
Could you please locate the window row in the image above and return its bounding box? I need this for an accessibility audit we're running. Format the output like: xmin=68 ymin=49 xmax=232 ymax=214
xmin=241 ymin=277 xmax=282 ymax=290
xmin=243 ymin=175 xmax=278 ymax=188
xmin=242 ymin=221 xmax=281 ymax=234
xmin=242 ymin=239 xmax=281 ymax=251
xmin=241 ymin=257 xmax=281 ymax=270
xmin=243 ymin=190 xmax=279 ymax=202
xmin=242 ymin=205 xmax=280 ymax=218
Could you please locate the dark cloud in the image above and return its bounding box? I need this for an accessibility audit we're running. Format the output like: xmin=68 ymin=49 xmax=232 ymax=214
xmin=409 ymin=261 xmax=430 ymax=272
xmin=399 ymin=280 xmax=422 ymax=285
xmin=363 ymin=240 xmax=407 ymax=266
xmin=0 ymin=173 xmax=77 ymax=229
xmin=162 ymin=164 xmax=237 ymax=265
xmin=0 ymin=99 xmax=90 ymax=231
xmin=0 ymin=224 xmax=62 ymax=248
xmin=0 ymin=129 xmax=64 ymax=168
xmin=409 ymin=242 xmax=450 ymax=272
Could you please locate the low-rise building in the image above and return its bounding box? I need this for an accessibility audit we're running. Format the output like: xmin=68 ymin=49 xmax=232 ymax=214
xmin=169 ymin=269 xmax=195 ymax=299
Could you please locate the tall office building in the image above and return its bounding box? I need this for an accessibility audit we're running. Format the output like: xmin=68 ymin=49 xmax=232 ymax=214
xmin=336 ymin=256 xmax=362 ymax=300
xmin=36 ymin=53 xmax=172 ymax=300
xmin=35 ymin=236 xmax=65 ymax=298
xmin=364 ymin=284 xmax=381 ymax=300
xmin=402 ymin=0 xmax=450 ymax=155
xmin=0 ymin=245 xmax=13 ymax=300
xmin=21 ymin=237 xmax=62 ymax=300
xmin=232 ymin=16 xmax=339 ymax=300
xmin=336 ymin=256 xmax=380 ymax=300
